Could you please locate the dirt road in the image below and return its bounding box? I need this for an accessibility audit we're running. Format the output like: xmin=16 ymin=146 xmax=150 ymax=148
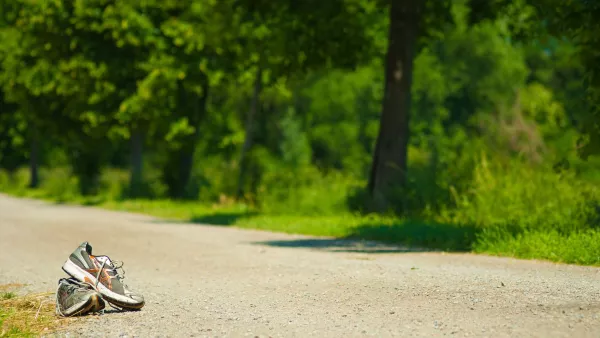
xmin=0 ymin=194 xmax=599 ymax=337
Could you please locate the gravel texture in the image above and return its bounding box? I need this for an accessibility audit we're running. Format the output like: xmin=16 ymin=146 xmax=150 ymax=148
xmin=0 ymin=193 xmax=599 ymax=337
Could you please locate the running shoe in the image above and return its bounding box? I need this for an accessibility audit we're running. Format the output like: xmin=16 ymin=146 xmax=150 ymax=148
xmin=55 ymin=277 xmax=105 ymax=317
xmin=62 ymin=242 xmax=145 ymax=310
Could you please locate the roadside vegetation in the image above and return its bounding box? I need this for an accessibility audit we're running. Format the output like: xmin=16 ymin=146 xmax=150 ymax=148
xmin=1 ymin=0 xmax=600 ymax=266
xmin=3 ymin=160 xmax=600 ymax=266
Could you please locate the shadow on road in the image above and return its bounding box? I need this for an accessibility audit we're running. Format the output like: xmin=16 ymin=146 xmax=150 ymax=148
xmin=253 ymin=220 xmax=479 ymax=254
xmin=250 ymin=238 xmax=431 ymax=253
xmin=147 ymin=211 xmax=480 ymax=254
xmin=145 ymin=211 xmax=256 ymax=226
xmin=347 ymin=221 xmax=479 ymax=252
xmin=190 ymin=212 xmax=258 ymax=225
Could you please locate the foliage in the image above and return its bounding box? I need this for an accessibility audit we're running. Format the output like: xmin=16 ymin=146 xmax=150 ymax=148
xmin=1 ymin=0 xmax=599 ymax=265
xmin=533 ymin=0 xmax=600 ymax=157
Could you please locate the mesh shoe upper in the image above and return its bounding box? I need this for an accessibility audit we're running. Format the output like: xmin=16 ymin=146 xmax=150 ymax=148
xmin=56 ymin=278 xmax=103 ymax=316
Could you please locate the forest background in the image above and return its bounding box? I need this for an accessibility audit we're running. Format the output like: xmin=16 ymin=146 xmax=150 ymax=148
xmin=1 ymin=0 xmax=600 ymax=265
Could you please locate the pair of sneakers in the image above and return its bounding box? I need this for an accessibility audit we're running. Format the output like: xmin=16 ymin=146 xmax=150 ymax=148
xmin=55 ymin=242 xmax=145 ymax=317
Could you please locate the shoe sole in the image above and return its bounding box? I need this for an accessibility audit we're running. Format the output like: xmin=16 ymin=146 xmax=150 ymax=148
xmin=58 ymin=293 xmax=102 ymax=317
xmin=62 ymin=260 xmax=145 ymax=310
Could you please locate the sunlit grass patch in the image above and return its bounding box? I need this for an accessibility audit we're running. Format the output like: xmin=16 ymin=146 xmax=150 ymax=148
xmin=0 ymin=284 xmax=70 ymax=337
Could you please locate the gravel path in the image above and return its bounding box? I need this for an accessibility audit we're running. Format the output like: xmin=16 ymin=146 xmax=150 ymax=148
xmin=0 ymin=194 xmax=599 ymax=337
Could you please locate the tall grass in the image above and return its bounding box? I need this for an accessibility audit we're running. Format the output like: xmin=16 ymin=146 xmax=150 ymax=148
xmin=447 ymin=155 xmax=599 ymax=234
xmin=446 ymin=156 xmax=600 ymax=263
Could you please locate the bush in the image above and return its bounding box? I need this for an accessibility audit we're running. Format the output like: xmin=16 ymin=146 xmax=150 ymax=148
xmin=447 ymin=156 xmax=599 ymax=233
xmin=0 ymin=168 xmax=30 ymax=195
xmin=0 ymin=170 xmax=11 ymax=190
xmin=259 ymin=166 xmax=363 ymax=216
xmin=99 ymin=169 xmax=129 ymax=201
xmin=39 ymin=167 xmax=79 ymax=202
xmin=428 ymin=155 xmax=600 ymax=261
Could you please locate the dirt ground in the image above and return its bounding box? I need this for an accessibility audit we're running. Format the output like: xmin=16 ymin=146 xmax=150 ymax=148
xmin=0 ymin=194 xmax=599 ymax=337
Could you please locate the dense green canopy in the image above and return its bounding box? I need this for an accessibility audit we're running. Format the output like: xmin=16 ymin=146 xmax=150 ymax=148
xmin=0 ymin=0 xmax=598 ymax=213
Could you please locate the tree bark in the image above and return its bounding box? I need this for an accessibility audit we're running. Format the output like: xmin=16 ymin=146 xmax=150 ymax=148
xmin=129 ymin=127 xmax=145 ymax=197
xmin=71 ymin=140 xmax=103 ymax=196
xmin=163 ymin=78 xmax=210 ymax=199
xmin=236 ymin=66 xmax=263 ymax=199
xmin=367 ymin=0 xmax=422 ymax=213
xmin=28 ymin=128 xmax=39 ymax=188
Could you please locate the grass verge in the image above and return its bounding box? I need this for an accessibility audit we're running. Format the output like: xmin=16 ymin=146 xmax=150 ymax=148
xmin=2 ymin=179 xmax=600 ymax=266
xmin=0 ymin=284 xmax=69 ymax=337
xmin=1 ymin=190 xmax=478 ymax=252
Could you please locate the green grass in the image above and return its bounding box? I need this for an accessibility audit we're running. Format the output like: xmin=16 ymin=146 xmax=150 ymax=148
xmin=475 ymin=229 xmax=600 ymax=265
xmin=0 ymin=294 xmax=16 ymax=301
xmin=2 ymin=161 xmax=600 ymax=266
xmin=0 ymin=309 xmax=31 ymax=338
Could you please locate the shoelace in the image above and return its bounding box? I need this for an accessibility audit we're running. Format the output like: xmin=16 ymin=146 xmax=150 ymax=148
xmin=55 ymin=279 xmax=101 ymax=317
xmin=91 ymin=258 xmax=127 ymax=311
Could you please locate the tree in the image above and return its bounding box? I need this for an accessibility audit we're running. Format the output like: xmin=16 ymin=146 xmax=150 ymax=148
xmin=232 ymin=0 xmax=382 ymax=198
xmin=367 ymin=0 xmax=425 ymax=212
xmin=532 ymin=0 xmax=600 ymax=158
xmin=0 ymin=94 xmax=27 ymax=179
xmin=150 ymin=0 xmax=239 ymax=199
xmin=365 ymin=0 xmax=543 ymax=213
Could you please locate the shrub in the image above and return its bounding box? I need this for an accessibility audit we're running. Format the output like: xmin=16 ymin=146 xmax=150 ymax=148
xmin=39 ymin=167 xmax=79 ymax=202
xmin=259 ymin=166 xmax=363 ymax=216
xmin=447 ymin=156 xmax=599 ymax=233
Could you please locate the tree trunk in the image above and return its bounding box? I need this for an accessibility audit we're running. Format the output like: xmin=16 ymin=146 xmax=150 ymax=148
xmin=129 ymin=127 xmax=145 ymax=197
xmin=163 ymin=79 xmax=210 ymax=199
xmin=367 ymin=0 xmax=422 ymax=213
xmin=29 ymin=129 xmax=39 ymax=188
xmin=71 ymin=142 xmax=103 ymax=196
xmin=236 ymin=66 xmax=263 ymax=199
